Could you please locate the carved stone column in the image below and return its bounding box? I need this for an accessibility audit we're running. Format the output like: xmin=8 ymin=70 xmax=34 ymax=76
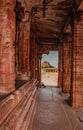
xmin=37 ymin=56 xmax=41 ymax=84
xmin=16 ymin=22 xmax=30 ymax=80
xmin=36 ymin=50 xmax=40 ymax=82
xmin=62 ymin=35 xmax=71 ymax=93
xmin=71 ymin=11 xmax=83 ymax=107
xmin=35 ymin=43 xmax=38 ymax=79
xmin=27 ymin=23 xmax=31 ymax=80
xmin=58 ymin=45 xmax=63 ymax=88
xmin=0 ymin=0 xmax=16 ymax=94
xmin=30 ymin=32 xmax=36 ymax=78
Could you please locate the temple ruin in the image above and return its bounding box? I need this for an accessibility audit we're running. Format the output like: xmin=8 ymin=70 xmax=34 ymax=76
xmin=0 ymin=0 xmax=83 ymax=129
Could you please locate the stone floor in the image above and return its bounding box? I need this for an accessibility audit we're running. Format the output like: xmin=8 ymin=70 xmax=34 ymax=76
xmin=30 ymin=86 xmax=83 ymax=130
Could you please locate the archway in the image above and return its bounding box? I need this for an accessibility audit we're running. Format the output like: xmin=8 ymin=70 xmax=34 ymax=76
xmin=41 ymin=51 xmax=59 ymax=87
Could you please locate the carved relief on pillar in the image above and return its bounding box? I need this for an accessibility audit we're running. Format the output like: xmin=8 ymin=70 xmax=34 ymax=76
xmin=30 ymin=32 xmax=36 ymax=79
xmin=15 ymin=22 xmax=30 ymax=80
xmin=0 ymin=0 xmax=16 ymax=94
xmin=62 ymin=38 xmax=71 ymax=93
xmin=58 ymin=45 xmax=63 ymax=88
xmin=58 ymin=33 xmax=72 ymax=92
xmin=71 ymin=11 xmax=83 ymax=107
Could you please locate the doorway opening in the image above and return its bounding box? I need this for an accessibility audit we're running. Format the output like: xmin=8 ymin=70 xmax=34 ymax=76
xmin=41 ymin=51 xmax=59 ymax=87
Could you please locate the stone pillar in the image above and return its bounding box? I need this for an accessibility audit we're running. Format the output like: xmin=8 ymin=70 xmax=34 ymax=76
xmin=35 ymin=47 xmax=41 ymax=84
xmin=39 ymin=58 xmax=41 ymax=83
xmin=15 ymin=2 xmax=31 ymax=81
xmin=35 ymin=43 xmax=38 ymax=78
xmin=16 ymin=22 xmax=30 ymax=80
xmin=58 ymin=45 xmax=63 ymax=88
xmin=30 ymin=32 xmax=36 ymax=79
xmin=36 ymin=52 xmax=40 ymax=82
xmin=34 ymin=43 xmax=37 ymax=78
xmin=27 ymin=23 xmax=31 ymax=80
xmin=0 ymin=0 xmax=16 ymax=94
xmin=71 ymin=11 xmax=83 ymax=107
xmin=62 ymin=36 xmax=71 ymax=93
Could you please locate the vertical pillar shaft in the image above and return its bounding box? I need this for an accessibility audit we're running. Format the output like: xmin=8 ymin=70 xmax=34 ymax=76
xmin=16 ymin=22 xmax=30 ymax=80
xmin=35 ymin=43 xmax=38 ymax=78
xmin=62 ymin=39 xmax=71 ymax=93
xmin=0 ymin=0 xmax=16 ymax=94
xmin=39 ymin=58 xmax=41 ymax=82
xmin=36 ymin=53 xmax=40 ymax=82
xmin=58 ymin=45 xmax=63 ymax=88
xmin=30 ymin=32 xmax=37 ymax=78
xmin=71 ymin=11 xmax=83 ymax=107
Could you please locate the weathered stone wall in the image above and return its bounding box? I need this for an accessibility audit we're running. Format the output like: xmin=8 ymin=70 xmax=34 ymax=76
xmin=0 ymin=0 xmax=16 ymax=94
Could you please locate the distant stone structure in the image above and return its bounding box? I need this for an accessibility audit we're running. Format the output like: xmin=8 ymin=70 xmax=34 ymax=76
xmin=41 ymin=61 xmax=58 ymax=72
xmin=41 ymin=61 xmax=51 ymax=68
xmin=44 ymin=68 xmax=58 ymax=72
xmin=0 ymin=0 xmax=83 ymax=129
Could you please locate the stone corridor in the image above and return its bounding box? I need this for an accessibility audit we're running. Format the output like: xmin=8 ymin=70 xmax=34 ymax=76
xmin=31 ymin=87 xmax=83 ymax=130
xmin=0 ymin=0 xmax=83 ymax=129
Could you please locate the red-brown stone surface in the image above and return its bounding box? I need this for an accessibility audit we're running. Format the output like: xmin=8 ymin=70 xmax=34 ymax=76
xmin=58 ymin=45 xmax=63 ymax=88
xmin=0 ymin=80 xmax=37 ymax=130
xmin=0 ymin=0 xmax=16 ymax=94
xmin=62 ymin=37 xmax=71 ymax=93
xmin=71 ymin=11 xmax=83 ymax=107
xmin=15 ymin=22 xmax=30 ymax=80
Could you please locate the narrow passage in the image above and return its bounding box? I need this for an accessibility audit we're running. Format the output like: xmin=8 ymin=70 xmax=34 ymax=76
xmin=30 ymin=87 xmax=82 ymax=130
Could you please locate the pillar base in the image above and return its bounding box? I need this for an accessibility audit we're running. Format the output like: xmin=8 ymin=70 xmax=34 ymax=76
xmin=71 ymin=100 xmax=83 ymax=108
xmin=62 ymin=89 xmax=70 ymax=93
xmin=0 ymin=84 xmax=15 ymax=95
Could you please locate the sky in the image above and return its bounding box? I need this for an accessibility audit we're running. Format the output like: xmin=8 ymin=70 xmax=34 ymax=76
xmin=41 ymin=51 xmax=58 ymax=68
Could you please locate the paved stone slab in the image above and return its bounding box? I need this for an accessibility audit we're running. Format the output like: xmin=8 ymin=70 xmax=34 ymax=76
xmin=31 ymin=87 xmax=83 ymax=130
xmin=75 ymin=108 xmax=83 ymax=122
